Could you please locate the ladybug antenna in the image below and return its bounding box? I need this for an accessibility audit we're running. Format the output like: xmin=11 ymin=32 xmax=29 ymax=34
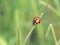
xmin=40 ymin=13 xmax=44 ymax=18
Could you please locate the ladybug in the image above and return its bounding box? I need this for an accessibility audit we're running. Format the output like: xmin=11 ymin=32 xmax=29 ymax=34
xmin=33 ymin=17 xmax=41 ymax=25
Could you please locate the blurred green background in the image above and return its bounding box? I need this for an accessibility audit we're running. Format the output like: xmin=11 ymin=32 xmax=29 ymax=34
xmin=0 ymin=0 xmax=60 ymax=45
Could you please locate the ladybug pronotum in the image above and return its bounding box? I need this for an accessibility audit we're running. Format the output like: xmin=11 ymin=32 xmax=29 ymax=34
xmin=33 ymin=17 xmax=41 ymax=25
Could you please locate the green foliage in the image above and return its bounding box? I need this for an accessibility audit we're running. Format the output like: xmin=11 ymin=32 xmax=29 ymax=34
xmin=0 ymin=0 xmax=60 ymax=45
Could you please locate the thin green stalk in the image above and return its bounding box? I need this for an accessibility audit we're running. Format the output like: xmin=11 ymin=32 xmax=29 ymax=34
xmin=50 ymin=24 xmax=58 ymax=45
xmin=23 ymin=25 xmax=35 ymax=45
xmin=39 ymin=0 xmax=60 ymax=18
xmin=45 ymin=24 xmax=58 ymax=45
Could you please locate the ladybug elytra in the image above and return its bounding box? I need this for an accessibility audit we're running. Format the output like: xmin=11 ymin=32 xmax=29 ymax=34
xmin=33 ymin=17 xmax=41 ymax=25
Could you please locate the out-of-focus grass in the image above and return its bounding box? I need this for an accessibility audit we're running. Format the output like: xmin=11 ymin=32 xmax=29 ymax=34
xmin=0 ymin=0 xmax=60 ymax=45
xmin=0 ymin=36 xmax=8 ymax=45
xmin=46 ymin=24 xmax=58 ymax=45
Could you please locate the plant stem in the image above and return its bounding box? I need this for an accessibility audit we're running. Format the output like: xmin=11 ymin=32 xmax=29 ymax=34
xmin=23 ymin=25 xmax=35 ymax=45
xmin=45 ymin=24 xmax=58 ymax=45
xmin=50 ymin=24 xmax=58 ymax=45
xmin=39 ymin=0 xmax=60 ymax=18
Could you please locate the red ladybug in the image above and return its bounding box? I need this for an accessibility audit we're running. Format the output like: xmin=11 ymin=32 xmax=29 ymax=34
xmin=33 ymin=17 xmax=41 ymax=25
